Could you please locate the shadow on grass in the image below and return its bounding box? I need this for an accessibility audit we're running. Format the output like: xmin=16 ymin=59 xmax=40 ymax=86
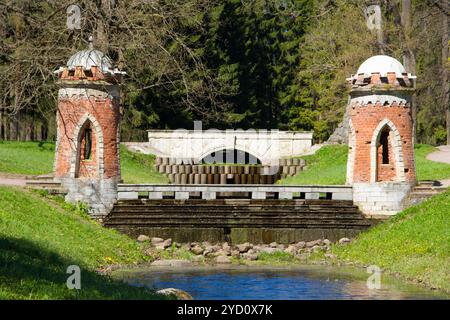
xmin=0 ymin=237 xmax=169 ymax=300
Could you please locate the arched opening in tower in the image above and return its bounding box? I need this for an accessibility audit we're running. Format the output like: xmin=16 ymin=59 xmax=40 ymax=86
xmin=376 ymin=126 xmax=396 ymax=182
xmin=75 ymin=120 xmax=98 ymax=178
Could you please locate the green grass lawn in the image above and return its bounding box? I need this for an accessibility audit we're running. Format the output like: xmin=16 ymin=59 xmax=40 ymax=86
xmin=414 ymin=144 xmax=450 ymax=181
xmin=279 ymin=144 xmax=450 ymax=185
xmin=0 ymin=141 xmax=55 ymax=175
xmin=332 ymin=189 xmax=450 ymax=293
xmin=120 ymin=145 xmax=168 ymax=184
xmin=0 ymin=186 xmax=166 ymax=299
xmin=279 ymin=145 xmax=348 ymax=185
xmin=0 ymin=141 xmax=167 ymax=184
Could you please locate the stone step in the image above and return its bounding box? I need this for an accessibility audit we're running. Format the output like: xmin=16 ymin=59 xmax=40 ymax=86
xmin=104 ymin=218 xmax=373 ymax=228
xmin=116 ymin=199 xmax=356 ymax=206
xmin=27 ymin=174 xmax=54 ymax=181
xmin=25 ymin=180 xmax=67 ymax=195
xmin=113 ymin=205 xmax=359 ymax=212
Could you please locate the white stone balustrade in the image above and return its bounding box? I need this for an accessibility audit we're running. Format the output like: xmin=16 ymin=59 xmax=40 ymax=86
xmin=117 ymin=184 xmax=353 ymax=201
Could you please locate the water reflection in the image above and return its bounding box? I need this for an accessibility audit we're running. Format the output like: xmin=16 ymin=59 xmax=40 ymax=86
xmin=116 ymin=266 xmax=447 ymax=300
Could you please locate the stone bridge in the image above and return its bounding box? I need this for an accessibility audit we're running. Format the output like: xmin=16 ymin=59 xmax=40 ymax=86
xmin=126 ymin=126 xmax=313 ymax=166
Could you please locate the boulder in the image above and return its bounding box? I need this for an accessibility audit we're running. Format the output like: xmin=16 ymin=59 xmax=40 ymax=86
xmin=231 ymin=250 xmax=240 ymax=258
xmin=242 ymin=252 xmax=258 ymax=261
xmin=306 ymin=240 xmax=322 ymax=248
xmin=284 ymin=245 xmax=297 ymax=255
xmin=296 ymin=241 xmax=306 ymax=248
xmin=269 ymin=242 xmax=278 ymax=248
xmin=191 ymin=245 xmax=204 ymax=255
xmin=323 ymin=239 xmax=331 ymax=246
xmin=260 ymin=247 xmax=280 ymax=254
xmin=236 ymin=242 xmax=252 ymax=253
xmin=212 ymin=249 xmax=227 ymax=257
xmin=157 ymin=288 xmax=193 ymax=300
xmin=151 ymin=237 xmax=165 ymax=246
xmin=215 ymin=255 xmax=232 ymax=264
xmin=339 ymin=237 xmax=351 ymax=245
xmin=137 ymin=235 xmax=150 ymax=242
xmin=163 ymin=238 xmax=173 ymax=248
xmin=202 ymin=246 xmax=215 ymax=256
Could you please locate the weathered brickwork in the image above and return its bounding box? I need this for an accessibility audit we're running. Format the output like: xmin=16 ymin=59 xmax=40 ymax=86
xmin=349 ymin=101 xmax=415 ymax=183
xmin=53 ymin=44 xmax=124 ymax=217
xmin=55 ymin=96 xmax=120 ymax=180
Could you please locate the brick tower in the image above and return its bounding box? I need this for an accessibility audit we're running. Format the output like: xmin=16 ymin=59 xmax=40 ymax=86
xmin=346 ymin=55 xmax=416 ymax=216
xmin=53 ymin=39 xmax=125 ymax=217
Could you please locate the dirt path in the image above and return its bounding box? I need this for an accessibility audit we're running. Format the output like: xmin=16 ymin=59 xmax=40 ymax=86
xmin=0 ymin=173 xmax=29 ymax=187
xmin=427 ymin=145 xmax=450 ymax=165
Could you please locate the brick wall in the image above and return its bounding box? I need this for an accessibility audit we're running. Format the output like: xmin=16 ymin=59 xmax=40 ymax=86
xmin=55 ymin=94 xmax=120 ymax=180
xmin=349 ymin=102 xmax=415 ymax=183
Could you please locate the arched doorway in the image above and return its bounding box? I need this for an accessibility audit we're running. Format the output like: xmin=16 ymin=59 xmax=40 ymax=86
xmin=75 ymin=119 xmax=98 ymax=178
xmin=370 ymin=119 xmax=406 ymax=183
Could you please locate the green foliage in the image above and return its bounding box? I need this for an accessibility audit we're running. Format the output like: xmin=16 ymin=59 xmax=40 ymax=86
xmin=0 ymin=186 xmax=164 ymax=299
xmin=333 ymin=190 xmax=450 ymax=293
xmin=201 ymin=0 xmax=315 ymax=129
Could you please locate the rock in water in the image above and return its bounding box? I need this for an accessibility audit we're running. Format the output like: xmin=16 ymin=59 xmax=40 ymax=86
xmin=157 ymin=288 xmax=193 ymax=300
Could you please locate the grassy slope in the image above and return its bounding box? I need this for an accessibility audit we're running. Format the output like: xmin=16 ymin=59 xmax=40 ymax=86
xmin=279 ymin=144 xmax=450 ymax=185
xmin=332 ymin=190 xmax=450 ymax=292
xmin=119 ymin=145 xmax=168 ymax=184
xmin=279 ymin=145 xmax=348 ymax=185
xmin=0 ymin=141 xmax=54 ymax=175
xmin=0 ymin=141 xmax=167 ymax=184
xmin=0 ymin=186 xmax=165 ymax=299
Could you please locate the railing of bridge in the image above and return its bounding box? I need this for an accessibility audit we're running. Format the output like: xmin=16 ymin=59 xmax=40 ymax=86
xmin=117 ymin=184 xmax=353 ymax=201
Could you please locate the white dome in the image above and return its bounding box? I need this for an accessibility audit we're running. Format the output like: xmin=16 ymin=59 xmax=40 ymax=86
xmin=356 ymin=55 xmax=406 ymax=77
xmin=67 ymin=49 xmax=113 ymax=73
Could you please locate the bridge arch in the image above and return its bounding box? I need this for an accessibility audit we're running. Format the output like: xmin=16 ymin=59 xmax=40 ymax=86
xmin=197 ymin=144 xmax=264 ymax=165
xmin=200 ymin=148 xmax=262 ymax=165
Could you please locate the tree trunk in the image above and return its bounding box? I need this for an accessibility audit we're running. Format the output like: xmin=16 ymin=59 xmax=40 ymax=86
xmin=400 ymin=0 xmax=417 ymax=143
xmin=96 ymin=0 xmax=112 ymax=51
xmin=442 ymin=0 xmax=450 ymax=145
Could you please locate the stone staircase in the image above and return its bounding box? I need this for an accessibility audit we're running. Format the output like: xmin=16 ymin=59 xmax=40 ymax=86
xmin=104 ymin=199 xmax=377 ymax=243
xmin=404 ymin=181 xmax=448 ymax=207
xmin=25 ymin=174 xmax=67 ymax=195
